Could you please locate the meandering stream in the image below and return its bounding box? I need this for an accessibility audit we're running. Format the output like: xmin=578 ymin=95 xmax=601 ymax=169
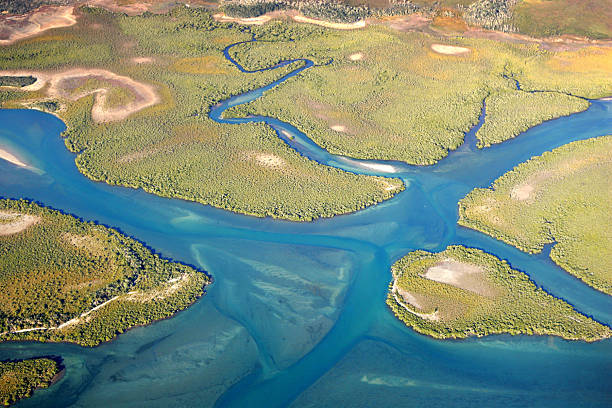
xmin=0 ymin=41 xmax=611 ymax=406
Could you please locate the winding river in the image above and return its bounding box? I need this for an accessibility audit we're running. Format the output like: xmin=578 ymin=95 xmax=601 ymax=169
xmin=1 ymin=41 xmax=611 ymax=407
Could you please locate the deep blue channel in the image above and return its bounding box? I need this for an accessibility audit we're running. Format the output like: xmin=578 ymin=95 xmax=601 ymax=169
xmin=0 ymin=43 xmax=611 ymax=407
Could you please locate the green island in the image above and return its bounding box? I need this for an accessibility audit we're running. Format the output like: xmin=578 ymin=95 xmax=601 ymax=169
xmin=225 ymin=25 xmax=609 ymax=164
xmin=0 ymin=357 xmax=62 ymax=407
xmin=0 ymin=198 xmax=209 ymax=347
xmin=459 ymin=136 xmax=612 ymax=296
xmin=0 ymin=6 xmax=403 ymax=221
xmin=387 ymin=245 xmax=611 ymax=341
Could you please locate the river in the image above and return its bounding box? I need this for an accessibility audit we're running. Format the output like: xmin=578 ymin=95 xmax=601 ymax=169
xmin=0 ymin=43 xmax=611 ymax=407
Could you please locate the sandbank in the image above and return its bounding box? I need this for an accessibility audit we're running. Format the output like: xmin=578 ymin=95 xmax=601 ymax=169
xmin=0 ymin=6 xmax=77 ymax=46
xmin=0 ymin=211 xmax=40 ymax=236
xmin=430 ymin=44 xmax=470 ymax=55
xmin=0 ymin=148 xmax=28 ymax=168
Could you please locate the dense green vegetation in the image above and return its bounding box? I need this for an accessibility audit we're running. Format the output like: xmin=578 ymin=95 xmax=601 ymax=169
xmin=476 ymin=90 xmax=588 ymax=147
xmin=0 ymin=357 xmax=61 ymax=406
xmin=0 ymin=6 xmax=403 ymax=221
xmin=388 ymin=245 xmax=611 ymax=340
xmin=0 ymin=199 xmax=209 ymax=346
xmin=459 ymin=136 xmax=612 ymax=296
xmin=0 ymin=76 xmax=36 ymax=88
xmin=226 ymin=26 xmax=610 ymax=164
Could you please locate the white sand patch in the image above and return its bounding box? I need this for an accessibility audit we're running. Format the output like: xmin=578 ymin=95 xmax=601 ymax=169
xmin=293 ymin=15 xmax=366 ymax=30
xmin=0 ymin=148 xmax=28 ymax=167
xmin=0 ymin=211 xmax=40 ymax=236
xmin=431 ymin=44 xmax=471 ymax=55
xmin=331 ymin=125 xmax=346 ymax=132
xmin=357 ymin=161 xmax=397 ymax=173
xmin=391 ymin=279 xmax=439 ymax=321
xmin=255 ymin=153 xmax=286 ymax=169
xmin=423 ymin=259 xmax=494 ymax=296
xmin=510 ymin=184 xmax=534 ymax=200
xmin=349 ymin=53 xmax=363 ymax=61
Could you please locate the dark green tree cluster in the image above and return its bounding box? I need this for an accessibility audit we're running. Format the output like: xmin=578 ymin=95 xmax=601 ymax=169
xmin=0 ymin=357 xmax=61 ymax=406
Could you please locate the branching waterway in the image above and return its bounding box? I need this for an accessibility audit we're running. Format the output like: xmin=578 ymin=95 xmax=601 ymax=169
xmin=0 ymin=40 xmax=611 ymax=406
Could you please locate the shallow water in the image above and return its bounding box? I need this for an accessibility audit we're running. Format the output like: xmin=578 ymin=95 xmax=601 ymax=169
xmin=0 ymin=51 xmax=611 ymax=406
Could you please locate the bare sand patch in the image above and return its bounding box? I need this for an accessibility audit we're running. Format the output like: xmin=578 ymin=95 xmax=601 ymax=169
xmin=386 ymin=14 xmax=431 ymax=32
xmin=349 ymin=53 xmax=363 ymax=61
xmin=254 ymin=153 xmax=287 ymax=169
xmin=0 ymin=68 xmax=160 ymax=123
xmin=0 ymin=211 xmax=40 ymax=236
xmin=293 ymin=15 xmax=366 ymax=30
xmin=422 ymin=259 xmax=494 ymax=296
xmin=431 ymin=44 xmax=471 ymax=55
xmin=0 ymin=148 xmax=28 ymax=168
xmin=132 ymin=57 xmax=154 ymax=64
xmin=64 ymin=233 xmax=106 ymax=255
xmin=86 ymin=0 xmax=176 ymax=16
xmin=0 ymin=6 xmax=77 ymax=46
xmin=330 ymin=125 xmax=346 ymax=132
xmin=213 ymin=12 xmax=273 ymax=25
xmin=392 ymin=281 xmax=439 ymax=321
xmin=510 ymin=184 xmax=534 ymax=201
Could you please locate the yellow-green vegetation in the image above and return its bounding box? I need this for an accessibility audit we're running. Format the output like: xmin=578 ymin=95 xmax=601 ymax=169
xmin=0 ymin=198 xmax=209 ymax=346
xmin=0 ymin=357 xmax=61 ymax=407
xmin=459 ymin=136 xmax=612 ymax=296
xmin=226 ymin=25 xmax=610 ymax=164
xmin=0 ymin=6 xmax=403 ymax=221
xmin=387 ymin=245 xmax=611 ymax=340
xmin=512 ymin=0 xmax=612 ymax=39
xmin=476 ymin=90 xmax=589 ymax=147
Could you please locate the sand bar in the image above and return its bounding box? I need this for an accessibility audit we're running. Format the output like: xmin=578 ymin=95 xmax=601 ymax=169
xmin=0 ymin=148 xmax=28 ymax=168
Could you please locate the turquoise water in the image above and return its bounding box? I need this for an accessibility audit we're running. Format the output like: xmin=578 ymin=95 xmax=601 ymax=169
xmin=1 ymin=52 xmax=612 ymax=406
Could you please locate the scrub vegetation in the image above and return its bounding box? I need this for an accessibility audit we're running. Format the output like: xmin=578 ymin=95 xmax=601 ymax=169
xmin=0 ymin=6 xmax=403 ymax=221
xmin=0 ymin=76 xmax=36 ymax=88
xmin=0 ymin=198 xmax=209 ymax=346
xmin=226 ymin=26 xmax=609 ymax=164
xmin=459 ymin=136 xmax=612 ymax=296
xmin=0 ymin=357 xmax=61 ymax=406
xmin=387 ymin=245 xmax=611 ymax=340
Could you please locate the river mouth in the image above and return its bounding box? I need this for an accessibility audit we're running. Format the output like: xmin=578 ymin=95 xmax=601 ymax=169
xmin=0 ymin=44 xmax=611 ymax=407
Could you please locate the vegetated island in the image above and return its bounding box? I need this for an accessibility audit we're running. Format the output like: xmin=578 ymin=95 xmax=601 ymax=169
xmin=0 ymin=357 xmax=62 ymax=407
xmin=387 ymin=245 xmax=611 ymax=341
xmin=459 ymin=136 xmax=612 ymax=296
xmin=0 ymin=357 xmax=62 ymax=406
xmin=0 ymin=198 xmax=210 ymax=347
xmin=0 ymin=6 xmax=403 ymax=221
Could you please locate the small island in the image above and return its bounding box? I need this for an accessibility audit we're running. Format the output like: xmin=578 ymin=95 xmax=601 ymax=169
xmin=459 ymin=136 xmax=612 ymax=295
xmin=0 ymin=198 xmax=210 ymax=347
xmin=387 ymin=245 xmax=610 ymax=341
xmin=0 ymin=357 xmax=62 ymax=406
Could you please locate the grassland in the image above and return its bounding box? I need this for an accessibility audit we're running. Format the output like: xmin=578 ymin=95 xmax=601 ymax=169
xmin=459 ymin=136 xmax=612 ymax=296
xmin=0 ymin=357 xmax=61 ymax=406
xmin=512 ymin=0 xmax=612 ymax=39
xmin=0 ymin=6 xmax=403 ymax=221
xmin=0 ymin=198 xmax=209 ymax=346
xmin=388 ymin=245 xmax=611 ymax=340
xmin=225 ymin=24 xmax=610 ymax=164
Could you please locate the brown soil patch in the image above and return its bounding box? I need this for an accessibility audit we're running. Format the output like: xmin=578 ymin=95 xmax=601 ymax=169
xmin=86 ymin=0 xmax=178 ymax=16
xmin=431 ymin=44 xmax=471 ymax=55
xmin=0 ymin=6 xmax=77 ymax=46
xmin=254 ymin=153 xmax=287 ymax=169
xmin=0 ymin=211 xmax=40 ymax=236
xmin=422 ymin=259 xmax=495 ymax=296
xmin=385 ymin=14 xmax=431 ymax=32
xmin=0 ymin=68 xmax=159 ymax=123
